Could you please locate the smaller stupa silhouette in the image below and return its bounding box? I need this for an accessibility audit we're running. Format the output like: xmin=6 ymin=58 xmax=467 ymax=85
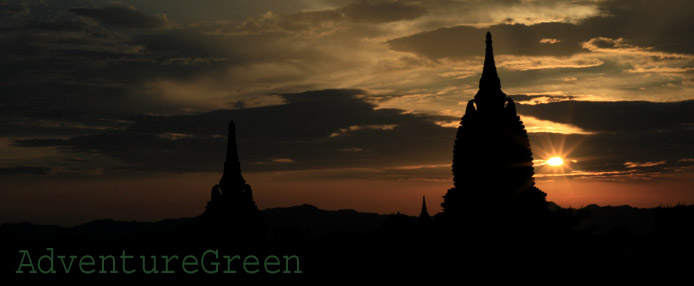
xmin=419 ymin=196 xmax=431 ymax=222
xmin=441 ymin=32 xmax=548 ymax=232
xmin=200 ymin=120 xmax=265 ymax=243
xmin=417 ymin=196 xmax=433 ymax=231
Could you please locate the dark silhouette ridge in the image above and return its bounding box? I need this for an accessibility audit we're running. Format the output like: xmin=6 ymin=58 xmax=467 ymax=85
xmin=262 ymin=204 xmax=387 ymax=240
xmin=199 ymin=120 xmax=265 ymax=243
xmin=441 ymin=32 xmax=548 ymax=234
xmin=6 ymin=204 xmax=694 ymax=281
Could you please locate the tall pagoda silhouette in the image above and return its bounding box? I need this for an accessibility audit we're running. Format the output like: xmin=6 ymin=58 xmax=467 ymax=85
xmin=441 ymin=32 xmax=548 ymax=231
xmin=200 ymin=120 xmax=265 ymax=243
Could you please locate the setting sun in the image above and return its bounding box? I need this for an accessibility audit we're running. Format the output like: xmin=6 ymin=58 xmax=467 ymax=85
xmin=547 ymin=157 xmax=564 ymax=166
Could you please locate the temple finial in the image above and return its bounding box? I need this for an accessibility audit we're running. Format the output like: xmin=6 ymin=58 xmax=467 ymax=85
xmin=474 ymin=31 xmax=506 ymax=111
xmin=481 ymin=31 xmax=500 ymax=90
xmin=226 ymin=120 xmax=239 ymax=163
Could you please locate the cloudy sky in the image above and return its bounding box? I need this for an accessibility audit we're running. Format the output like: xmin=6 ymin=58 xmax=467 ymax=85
xmin=1 ymin=0 xmax=693 ymax=225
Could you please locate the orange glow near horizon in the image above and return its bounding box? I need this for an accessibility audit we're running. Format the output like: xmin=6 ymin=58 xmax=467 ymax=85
xmin=2 ymin=170 xmax=694 ymax=226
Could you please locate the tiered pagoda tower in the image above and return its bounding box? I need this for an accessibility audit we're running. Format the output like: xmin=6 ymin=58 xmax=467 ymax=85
xmin=442 ymin=32 xmax=547 ymax=227
xmin=200 ymin=120 xmax=265 ymax=242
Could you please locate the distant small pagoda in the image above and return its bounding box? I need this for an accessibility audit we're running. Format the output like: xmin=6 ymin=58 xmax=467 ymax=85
xmin=200 ymin=120 xmax=265 ymax=242
xmin=419 ymin=196 xmax=431 ymax=221
xmin=441 ymin=32 xmax=548 ymax=228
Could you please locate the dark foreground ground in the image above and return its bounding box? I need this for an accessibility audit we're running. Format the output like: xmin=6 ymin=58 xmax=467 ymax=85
xmin=2 ymin=203 xmax=693 ymax=283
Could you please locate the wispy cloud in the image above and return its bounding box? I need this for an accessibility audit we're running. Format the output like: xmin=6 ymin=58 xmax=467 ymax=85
xmin=540 ymin=38 xmax=561 ymax=44
xmin=624 ymin=161 xmax=667 ymax=168
xmin=498 ymin=55 xmax=604 ymax=71
xmin=521 ymin=115 xmax=594 ymax=134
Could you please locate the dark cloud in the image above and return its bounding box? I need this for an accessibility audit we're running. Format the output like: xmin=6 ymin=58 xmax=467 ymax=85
xmin=586 ymin=37 xmax=627 ymax=49
xmin=388 ymin=22 xmax=585 ymax=59
xmin=517 ymin=100 xmax=694 ymax=133
xmin=9 ymin=87 xmax=693 ymax=179
xmin=70 ymin=7 xmax=166 ymax=29
xmin=11 ymin=89 xmax=456 ymax=174
xmin=524 ymin=100 xmax=694 ymax=176
xmin=214 ymin=0 xmax=428 ymax=37
xmin=339 ymin=0 xmax=426 ymax=23
xmin=580 ymin=0 xmax=694 ymax=54
xmin=0 ymin=166 xmax=51 ymax=175
xmin=388 ymin=0 xmax=694 ymax=59
xmin=0 ymin=83 xmax=131 ymax=119
xmin=509 ymin=94 xmax=576 ymax=103
xmin=276 ymin=10 xmax=343 ymax=33
xmin=0 ymin=3 xmax=273 ymax=125
xmin=0 ymin=120 xmax=108 ymax=138
xmin=112 ymin=0 xmax=319 ymax=22
xmin=0 ymin=1 xmax=374 ymax=125
xmin=531 ymin=131 xmax=692 ymax=174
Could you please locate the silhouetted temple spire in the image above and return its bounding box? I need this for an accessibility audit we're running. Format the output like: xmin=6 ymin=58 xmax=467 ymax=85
xmin=419 ymin=196 xmax=430 ymax=220
xmin=474 ymin=31 xmax=506 ymax=112
xmin=201 ymin=120 xmax=264 ymax=243
xmin=219 ymin=120 xmax=246 ymax=191
xmin=480 ymin=32 xmax=500 ymax=89
xmin=444 ymin=32 xmax=548 ymax=232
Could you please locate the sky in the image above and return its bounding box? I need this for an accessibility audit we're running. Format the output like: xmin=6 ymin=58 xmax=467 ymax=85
xmin=1 ymin=0 xmax=693 ymax=226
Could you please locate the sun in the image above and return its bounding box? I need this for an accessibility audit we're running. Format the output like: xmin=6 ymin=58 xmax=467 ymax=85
xmin=533 ymin=134 xmax=586 ymax=176
xmin=547 ymin=157 xmax=564 ymax=166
